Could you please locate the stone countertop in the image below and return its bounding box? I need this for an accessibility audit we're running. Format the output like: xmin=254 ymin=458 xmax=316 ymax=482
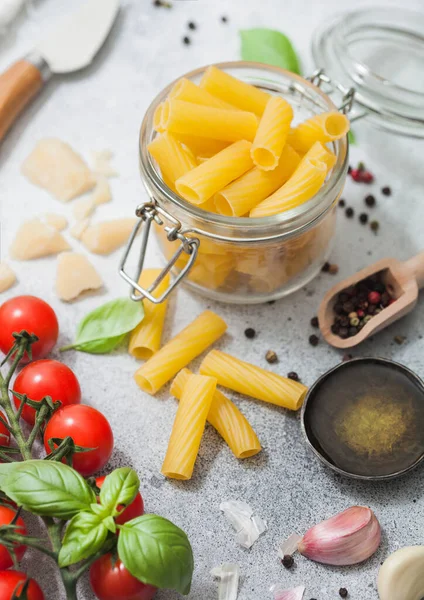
xmin=1 ymin=0 xmax=424 ymax=598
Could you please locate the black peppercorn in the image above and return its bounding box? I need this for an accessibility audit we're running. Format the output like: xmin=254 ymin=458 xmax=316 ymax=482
xmin=348 ymin=326 xmax=358 ymax=336
xmin=281 ymin=554 xmax=294 ymax=568
xmin=309 ymin=334 xmax=319 ymax=347
xmin=339 ymin=316 xmax=349 ymax=328
xmin=287 ymin=371 xmax=300 ymax=381
xmin=345 ymin=207 xmax=354 ymax=218
xmin=370 ymin=220 xmax=380 ymax=233
xmin=331 ymin=323 xmax=340 ymax=334
xmin=321 ymin=261 xmax=330 ymax=272
xmin=221 ymin=15 xmax=228 ymax=22
xmin=339 ymin=198 xmax=346 ymax=207
xmin=347 ymin=165 xmax=352 ymax=174
xmin=342 ymin=301 xmax=354 ymax=314
xmin=244 ymin=327 xmax=255 ymax=339
xmin=339 ymin=588 xmax=348 ymax=598
xmin=381 ymin=186 xmax=391 ymax=196
xmin=365 ymin=194 xmax=376 ymax=207
xmin=334 ymin=303 xmax=344 ymax=315
xmin=183 ymin=36 xmax=191 ymax=44
xmin=188 ymin=21 xmax=196 ymax=29
xmin=310 ymin=316 xmax=319 ymax=328
xmin=359 ymin=212 xmax=368 ymax=224
xmin=339 ymin=327 xmax=349 ymax=339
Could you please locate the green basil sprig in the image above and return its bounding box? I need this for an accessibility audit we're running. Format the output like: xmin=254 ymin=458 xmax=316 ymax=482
xmin=59 ymin=510 xmax=109 ymax=567
xmin=60 ymin=297 xmax=144 ymax=354
xmin=99 ymin=467 xmax=140 ymax=515
xmin=117 ymin=515 xmax=194 ymax=595
xmin=240 ymin=28 xmax=301 ymax=74
xmin=0 ymin=461 xmax=95 ymax=519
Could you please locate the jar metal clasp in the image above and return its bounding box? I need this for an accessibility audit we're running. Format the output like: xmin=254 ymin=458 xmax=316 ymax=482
xmin=119 ymin=201 xmax=199 ymax=303
xmin=305 ymin=69 xmax=366 ymax=122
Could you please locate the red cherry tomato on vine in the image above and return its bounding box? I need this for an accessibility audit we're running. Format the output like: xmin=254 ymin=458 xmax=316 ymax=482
xmin=0 ymin=571 xmax=44 ymax=599
xmin=13 ymin=360 xmax=81 ymax=425
xmin=0 ymin=506 xmax=27 ymax=569
xmin=95 ymin=476 xmax=144 ymax=525
xmin=0 ymin=411 xmax=11 ymax=449
xmin=90 ymin=554 xmax=157 ymax=600
xmin=0 ymin=296 xmax=58 ymax=363
xmin=43 ymin=405 xmax=114 ymax=476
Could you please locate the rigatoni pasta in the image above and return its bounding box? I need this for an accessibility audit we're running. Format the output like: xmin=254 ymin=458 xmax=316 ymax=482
xmin=288 ymin=111 xmax=350 ymax=154
xmin=162 ymin=99 xmax=258 ymax=142
xmin=171 ymin=368 xmax=261 ymax=459
xmin=134 ymin=310 xmax=227 ymax=394
xmin=169 ymin=77 xmax=234 ymax=110
xmin=303 ymin=141 xmax=336 ymax=170
xmin=128 ymin=269 xmax=170 ymax=360
xmin=250 ymin=157 xmax=327 ymax=218
xmin=214 ymin=144 xmax=300 ymax=216
xmin=147 ymin=133 xmax=197 ymax=191
xmin=251 ymin=96 xmax=293 ymax=170
xmin=153 ymin=103 xmax=165 ymax=132
xmin=162 ymin=374 xmax=216 ymax=480
xmin=200 ymin=65 xmax=270 ymax=116
xmin=200 ymin=349 xmax=307 ymax=410
xmin=176 ymin=140 xmax=254 ymax=205
xmin=172 ymin=134 xmax=230 ymax=159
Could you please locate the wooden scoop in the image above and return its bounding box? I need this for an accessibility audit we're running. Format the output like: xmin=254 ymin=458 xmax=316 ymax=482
xmin=318 ymin=252 xmax=424 ymax=349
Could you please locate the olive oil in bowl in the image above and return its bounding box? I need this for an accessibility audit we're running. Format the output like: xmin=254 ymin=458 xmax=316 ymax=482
xmin=302 ymin=358 xmax=424 ymax=479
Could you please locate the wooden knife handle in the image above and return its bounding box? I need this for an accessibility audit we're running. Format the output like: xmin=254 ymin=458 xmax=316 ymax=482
xmin=0 ymin=60 xmax=43 ymax=142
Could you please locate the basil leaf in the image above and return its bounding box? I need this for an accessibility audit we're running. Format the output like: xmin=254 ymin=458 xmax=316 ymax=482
xmin=59 ymin=511 xmax=109 ymax=567
xmin=0 ymin=460 xmax=95 ymax=519
xmin=99 ymin=468 xmax=140 ymax=515
xmin=0 ymin=463 xmax=19 ymax=487
xmin=348 ymin=129 xmax=356 ymax=145
xmin=240 ymin=28 xmax=301 ymax=74
xmin=118 ymin=515 xmax=194 ymax=595
xmin=61 ymin=297 xmax=144 ymax=354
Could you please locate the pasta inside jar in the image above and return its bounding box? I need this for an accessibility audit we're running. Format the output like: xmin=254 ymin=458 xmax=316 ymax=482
xmin=137 ymin=62 xmax=349 ymax=304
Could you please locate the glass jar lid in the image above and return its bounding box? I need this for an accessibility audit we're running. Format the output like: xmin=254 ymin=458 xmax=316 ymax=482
xmin=312 ymin=7 xmax=424 ymax=137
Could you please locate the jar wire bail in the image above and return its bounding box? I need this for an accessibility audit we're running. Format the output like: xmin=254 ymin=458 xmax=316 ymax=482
xmin=304 ymin=69 xmax=366 ymax=122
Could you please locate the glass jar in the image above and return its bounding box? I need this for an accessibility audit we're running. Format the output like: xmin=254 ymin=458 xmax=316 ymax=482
xmin=120 ymin=62 xmax=349 ymax=305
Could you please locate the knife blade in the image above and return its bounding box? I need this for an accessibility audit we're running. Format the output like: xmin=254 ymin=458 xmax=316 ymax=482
xmin=0 ymin=0 xmax=120 ymax=141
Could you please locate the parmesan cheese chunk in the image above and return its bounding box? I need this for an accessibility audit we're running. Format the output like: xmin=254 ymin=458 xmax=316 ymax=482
xmin=91 ymin=150 xmax=119 ymax=178
xmin=91 ymin=176 xmax=112 ymax=206
xmin=73 ymin=196 xmax=96 ymax=221
xmin=56 ymin=252 xmax=103 ymax=301
xmin=22 ymin=138 xmax=96 ymax=202
xmin=70 ymin=219 xmax=90 ymax=241
xmin=42 ymin=214 xmax=68 ymax=231
xmin=81 ymin=218 xmax=136 ymax=255
xmin=10 ymin=218 xmax=71 ymax=260
xmin=0 ymin=263 xmax=17 ymax=293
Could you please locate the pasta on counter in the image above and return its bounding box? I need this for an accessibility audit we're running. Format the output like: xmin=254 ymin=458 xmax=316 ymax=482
xmin=171 ymin=368 xmax=262 ymax=459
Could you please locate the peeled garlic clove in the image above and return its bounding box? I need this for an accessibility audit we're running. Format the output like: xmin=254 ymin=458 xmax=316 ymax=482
xmin=378 ymin=546 xmax=424 ymax=600
xmin=271 ymin=585 xmax=305 ymax=600
xmin=298 ymin=506 xmax=380 ymax=566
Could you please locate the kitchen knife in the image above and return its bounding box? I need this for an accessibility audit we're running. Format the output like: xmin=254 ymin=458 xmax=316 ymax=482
xmin=0 ymin=0 xmax=120 ymax=141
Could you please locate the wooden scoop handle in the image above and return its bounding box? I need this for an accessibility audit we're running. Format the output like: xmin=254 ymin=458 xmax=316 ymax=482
xmin=405 ymin=251 xmax=424 ymax=289
xmin=0 ymin=60 xmax=44 ymax=141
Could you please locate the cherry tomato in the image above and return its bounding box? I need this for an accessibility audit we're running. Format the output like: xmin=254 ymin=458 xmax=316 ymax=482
xmin=0 ymin=571 xmax=44 ymax=599
xmin=0 ymin=506 xmax=26 ymax=569
xmin=90 ymin=554 xmax=156 ymax=600
xmin=0 ymin=296 xmax=58 ymax=363
xmin=95 ymin=476 xmax=144 ymax=525
xmin=13 ymin=360 xmax=81 ymax=425
xmin=0 ymin=411 xmax=11 ymax=449
xmin=43 ymin=405 xmax=114 ymax=476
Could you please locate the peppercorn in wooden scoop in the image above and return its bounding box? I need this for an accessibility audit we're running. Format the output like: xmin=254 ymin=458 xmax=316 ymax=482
xmin=318 ymin=252 xmax=424 ymax=349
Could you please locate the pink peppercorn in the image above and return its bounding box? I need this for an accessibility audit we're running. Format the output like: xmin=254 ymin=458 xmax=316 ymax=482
xmin=368 ymin=291 xmax=381 ymax=304
xmin=357 ymin=309 xmax=365 ymax=317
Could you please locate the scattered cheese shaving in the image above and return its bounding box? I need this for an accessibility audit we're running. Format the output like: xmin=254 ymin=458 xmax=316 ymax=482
xmin=10 ymin=218 xmax=70 ymax=260
xmin=56 ymin=252 xmax=103 ymax=301
xmin=91 ymin=176 xmax=112 ymax=206
xmin=220 ymin=501 xmax=267 ymax=549
xmin=70 ymin=219 xmax=90 ymax=241
xmin=42 ymin=214 xmax=68 ymax=231
xmin=278 ymin=533 xmax=302 ymax=559
xmin=270 ymin=585 xmax=305 ymax=600
xmin=0 ymin=262 xmax=17 ymax=293
xmin=73 ymin=196 xmax=96 ymax=221
xmin=211 ymin=564 xmax=240 ymax=600
xmin=22 ymin=138 xmax=96 ymax=202
xmin=91 ymin=150 xmax=119 ymax=178
xmin=81 ymin=218 xmax=136 ymax=255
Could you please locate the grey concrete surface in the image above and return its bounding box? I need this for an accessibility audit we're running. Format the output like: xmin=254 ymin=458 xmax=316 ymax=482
xmin=1 ymin=0 xmax=424 ymax=598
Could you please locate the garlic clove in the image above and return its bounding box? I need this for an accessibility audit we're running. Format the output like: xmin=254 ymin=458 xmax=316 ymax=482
xmin=271 ymin=585 xmax=305 ymax=600
xmin=298 ymin=506 xmax=381 ymax=566
xmin=377 ymin=546 xmax=424 ymax=600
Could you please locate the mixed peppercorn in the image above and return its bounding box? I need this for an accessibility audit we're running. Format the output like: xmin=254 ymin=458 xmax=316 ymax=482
xmin=331 ymin=272 xmax=395 ymax=339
